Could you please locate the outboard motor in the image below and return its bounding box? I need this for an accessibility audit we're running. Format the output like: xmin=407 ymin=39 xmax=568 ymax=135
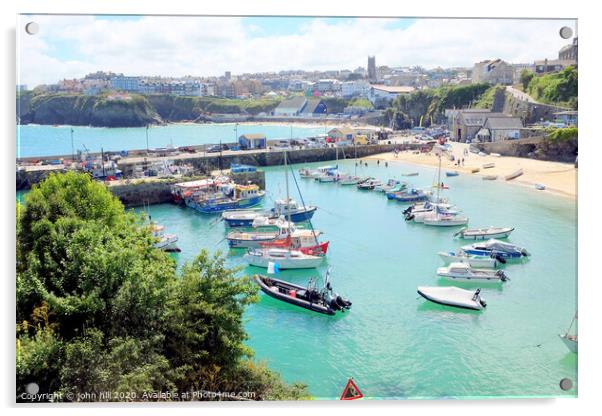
xmin=493 ymin=254 xmax=507 ymax=264
xmin=405 ymin=214 xmax=414 ymax=221
xmin=497 ymin=270 xmax=508 ymax=281
xmin=521 ymin=248 xmax=530 ymax=257
xmin=403 ymin=206 xmax=413 ymax=215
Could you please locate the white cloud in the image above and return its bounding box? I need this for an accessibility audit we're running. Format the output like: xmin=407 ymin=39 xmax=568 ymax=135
xmin=17 ymin=15 xmax=576 ymax=87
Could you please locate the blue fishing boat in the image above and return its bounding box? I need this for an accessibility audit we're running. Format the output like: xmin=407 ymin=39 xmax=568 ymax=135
xmin=222 ymin=199 xmax=317 ymax=227
xmin=389 ymin=188 xmax=429 ymax=203
xmin=446 ymin=171 xmax=460 ymax=177
xmin=461 ymin=239 xmax=529 ymax=259
xmin=185 ymin=184 xmax=265 ymax=214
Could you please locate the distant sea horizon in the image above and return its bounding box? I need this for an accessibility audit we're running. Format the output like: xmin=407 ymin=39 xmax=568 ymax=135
xmin=16 ymin=122 xmax=339 ymax=158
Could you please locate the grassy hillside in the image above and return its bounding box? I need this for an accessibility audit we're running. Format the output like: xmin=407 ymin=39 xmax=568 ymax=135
xmin=385 ymin=83 xmax=491 ymax=129
xmin=525 ymin=67 xmax=578 ymax=109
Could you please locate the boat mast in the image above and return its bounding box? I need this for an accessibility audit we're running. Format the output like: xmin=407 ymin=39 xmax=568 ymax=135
xmin=284 ymin=150 xmax=292 ymax=235
xmin=436 ymin=151 xmax=442 ymax=203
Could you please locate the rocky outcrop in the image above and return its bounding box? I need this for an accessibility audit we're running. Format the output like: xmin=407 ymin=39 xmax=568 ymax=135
xmin=17 ymin=93 xmax=162 ymax=127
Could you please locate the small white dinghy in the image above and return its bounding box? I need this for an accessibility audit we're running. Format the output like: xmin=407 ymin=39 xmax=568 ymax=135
xmin=423 ymin=213 xmax=469 ymax=227
xmin=454 ymin=226 xmax=514 ymax=240
xmin=437 ymin=262 xmax=508 ymax=282
xmin=438 ymin=250 xmax=499 ymax=268
xmin=417 ymin=286 xmax=487 ymax=310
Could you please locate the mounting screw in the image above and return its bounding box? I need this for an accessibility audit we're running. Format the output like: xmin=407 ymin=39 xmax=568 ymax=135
xmin=559 ymin=378 xmax=573 ymax=391
xmin=559 ymin=26 xmax=573 ymax=39
xmin=25 ymin=22 xmax=39 ymax=35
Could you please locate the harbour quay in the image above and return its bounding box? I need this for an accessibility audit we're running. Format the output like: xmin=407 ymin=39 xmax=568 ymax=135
xmin=115 ymin=142 xmax=412 ymax=177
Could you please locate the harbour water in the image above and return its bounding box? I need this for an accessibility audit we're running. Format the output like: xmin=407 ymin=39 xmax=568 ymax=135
xmin=17 ymin=123 xmax=329 ymax=158
xmin=133 ymin=159 xmax=578 ymax=399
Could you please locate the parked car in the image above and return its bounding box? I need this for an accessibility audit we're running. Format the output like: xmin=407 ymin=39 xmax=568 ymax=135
xmin=207 ymin=144 xmax=229 ymax=153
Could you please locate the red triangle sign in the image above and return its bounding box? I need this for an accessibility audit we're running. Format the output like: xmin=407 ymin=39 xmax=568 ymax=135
xmin=340 ymin=378 xmax=363 ymax=400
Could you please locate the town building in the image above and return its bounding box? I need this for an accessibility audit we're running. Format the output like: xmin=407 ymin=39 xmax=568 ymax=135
xmin=273 ymin=96 xmax=308 ymax=116
xmin=534 ymin=58 xmax=576 ymax=74
xmin=110 ymin=76 xmax=141 ymax=92
xmin=472 ymin=59 xmax=514 ymax=85
xmin=299 ymin=98 xmax=327 ymax=117
xmin=554 ymin=110 xmax=578 ymax=127
xmin=328 ymin=127 xmax=355 ymax=143
xmin=446 ymin=109 xmax=515 ymax=142
xmin=368 ymin=56 xmax=377 ymax=82
xmin=341 ymin=80 xmax=370 ymax=98
xmin=476 ymin=117 xmax=523 ymax=142
xmin=368 ymin=85 xmax=415 ymax=108
xmin=238 ymin=134 xmax=266 ymax=150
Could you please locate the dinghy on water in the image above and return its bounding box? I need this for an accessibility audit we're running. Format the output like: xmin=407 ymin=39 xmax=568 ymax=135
xmin=446 ymin=171 xmax=459 ymax=177
xmin=417 ymin=286 xmax=487 ymax=310
xmin=438 ymin=250 xmax=500 ymax=268
xmin=254 ymin=269 xmax=351 ymax=315
xmin=462 ymin=239 xmax=529 ymax=259
xmin=535 ymin=183 xmax=546 ymax=190
xmin=402 ymin=172 xmax=419 ymax=177
xmin=482 ymin=175 xmax=498 ymax=180
xmin=454 ymin=226 xmax=514 ymax=240
xmin=437 ymin=263 xmax=508 ymax=282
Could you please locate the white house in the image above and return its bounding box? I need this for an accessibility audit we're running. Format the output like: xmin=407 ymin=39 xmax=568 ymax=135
xmin=341 ymin=80 xmax=370 ymax=98
xmin=368 ymin=85 xmax=415 ymax=107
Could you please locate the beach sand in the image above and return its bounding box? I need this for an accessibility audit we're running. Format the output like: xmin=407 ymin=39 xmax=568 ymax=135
xmin=364 ymin=142 xmax=577 ymax=199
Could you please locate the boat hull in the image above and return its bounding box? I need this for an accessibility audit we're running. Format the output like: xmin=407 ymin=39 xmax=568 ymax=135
xmin=254 ymin=275 xmax=336 ymax=315
xmin=438 ymin=252 xmax=497 ymax=268
xmin=187 ymin=194 xmax=264 ymax=214
xmin=223 ymin=206 xmax=316 ymax=227
xmin=244 ymin=252 xmax=323 ymax=269
xmin=559 ymin=334 xmax=578 ymax=353
xmin=417 ymin=286 xmax=486 ymax=310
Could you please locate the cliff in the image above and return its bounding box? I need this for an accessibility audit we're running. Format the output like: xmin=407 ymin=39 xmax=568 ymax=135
xmin=17 ymin=92 xmax=162 ymax=127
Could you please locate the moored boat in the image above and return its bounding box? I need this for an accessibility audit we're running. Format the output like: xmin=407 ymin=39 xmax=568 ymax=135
xmin=390 ymin=188 xmax=429 ymax=203
xmin=244 ymin=248 xmax=323 ymax=269
xmin=423 ymin=212 xmax=469 ymax=227
xmin=185 ymin=184 xmax=265 ymax=214
xmin=462 ymin=239 xmax=529 ymax=259
xmin=482 ymin=175 xmax=498 ymax=180
xmin=227 ymin=224 xmax=322 ymax=249
xmin=438 ymin=250 xmax=499 ymax=268
xmin=436 ymin=262 xmax=508 ymax=282
xmin=482 ymin=162 xmax=495 ymax=169
xmin=401 ymin=172 xmax=419 ymax=177
xmin=151 ymin=224 xmax=179 ymax=252
xmin=559 ymin=313 xmax=578 ymax=353
xmin=254 ymin=270 xmax=351 ymax=315
xmin=446 ymin=171 xmax=459 ymax=177
xmin=417 ymin=286 xmax=487 ymax=310
xmin=454 ymin=226 xmax=514 ymax=240
xmin=357 ymin=178 xmax=382 ymax=190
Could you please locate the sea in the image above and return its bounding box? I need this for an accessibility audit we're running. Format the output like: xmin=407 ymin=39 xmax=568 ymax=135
xmin=16 ymin=124 xmax=578 ymax=399
xmin=16 ymin=123 xmax=329 ymax=158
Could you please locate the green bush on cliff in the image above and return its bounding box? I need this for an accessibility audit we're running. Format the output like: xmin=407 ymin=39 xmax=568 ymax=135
xmin=546 ymin=126 xmax=578 ymax=142
xmin=16 ymin=172 xmax=309 ymax=401
xmin=384 ymin=83 xmax=491 ymax=128
xmin=526 ymin=67 xmax=578 ymax=109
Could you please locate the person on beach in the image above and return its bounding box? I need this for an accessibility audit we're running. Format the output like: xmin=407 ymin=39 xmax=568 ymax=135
xmin=377 ymin=160 xmax=380 ymax=166
xmin=385 ymin=162 xmax=388 ymax=167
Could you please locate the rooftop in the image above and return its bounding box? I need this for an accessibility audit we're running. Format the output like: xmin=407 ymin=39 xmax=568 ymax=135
xmin=371 ymin=85 xmax=415 ymax=93
xmin=484 ymin=117 xmax=523 ymax=130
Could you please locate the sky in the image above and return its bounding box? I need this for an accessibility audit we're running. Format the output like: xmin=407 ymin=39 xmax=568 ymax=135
xmin=17 ymin=15 xmax=576 ymax=88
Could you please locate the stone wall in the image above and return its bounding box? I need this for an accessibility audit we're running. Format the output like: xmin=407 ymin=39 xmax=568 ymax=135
xmin=17 ymin=167 xmax=67 ymax=190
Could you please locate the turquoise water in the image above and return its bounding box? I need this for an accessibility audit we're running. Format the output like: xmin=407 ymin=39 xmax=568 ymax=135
xmin=17 ymin=123 xmax=328 ymax=158
xmin=131 ymin=160 xmax=577 ymax=399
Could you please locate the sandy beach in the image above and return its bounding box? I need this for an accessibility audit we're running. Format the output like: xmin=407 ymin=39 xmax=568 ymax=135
xmin=364 ymin=142 xmax=577 ymax=199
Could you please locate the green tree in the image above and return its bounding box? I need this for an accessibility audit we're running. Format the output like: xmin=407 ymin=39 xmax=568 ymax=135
xmin=17 ymin=172 xmax=308 ymax=401
xmin=520 ymin=69 xmax=534 ymax=91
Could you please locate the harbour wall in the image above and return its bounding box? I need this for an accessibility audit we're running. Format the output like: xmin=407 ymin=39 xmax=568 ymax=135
xmin=117 ymin=143 xmax=411 ymax=177
xmin=476 ymin=136 xmax=577 ymax=163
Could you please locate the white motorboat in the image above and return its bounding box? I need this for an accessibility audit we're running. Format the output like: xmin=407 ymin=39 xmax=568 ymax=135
xmin=151 ymin=224 xmax=179 ymax=251
xmin=462 ymin=239 xmax=529 ymax=259
xmin=316 ymin=172 xmax=338 ymax=182
xmin=438 ymin=250 xmax=499 ymax=268
xmin=405 ymin=202 xmax=460 ymax=223
xmin=339 ymin=175 xmax=363 ymax=185
xmin=417 ymin=286 xmax=487 ymax=310
xmin=436 ymin=262 xmax=508 ymax=282
xmin=454 ymin=226 xmax=514 ymax=240
xmin=423 ymin=212 xmax=469 ymax=227
xmin=244 ymin=248 xmax=323 ymax=269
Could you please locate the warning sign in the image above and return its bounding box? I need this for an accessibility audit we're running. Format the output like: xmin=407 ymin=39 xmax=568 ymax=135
xmin=340 ymin=378 xmax=363 ymax=400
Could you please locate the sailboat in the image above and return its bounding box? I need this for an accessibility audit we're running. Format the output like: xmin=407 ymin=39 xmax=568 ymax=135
xmin=339 ymin=142 xmax=364 ymax=185
xmin=421 ymin=148 xmax=468 ymax=226
xmin=243 ymin=151 xmax=327 ymax=265
xmin=559 ymin=313 xmax=578 ymax=353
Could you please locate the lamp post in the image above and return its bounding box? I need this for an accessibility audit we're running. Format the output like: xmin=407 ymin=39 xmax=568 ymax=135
xmin=70 ymin=128 xmax=75 ymax=165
